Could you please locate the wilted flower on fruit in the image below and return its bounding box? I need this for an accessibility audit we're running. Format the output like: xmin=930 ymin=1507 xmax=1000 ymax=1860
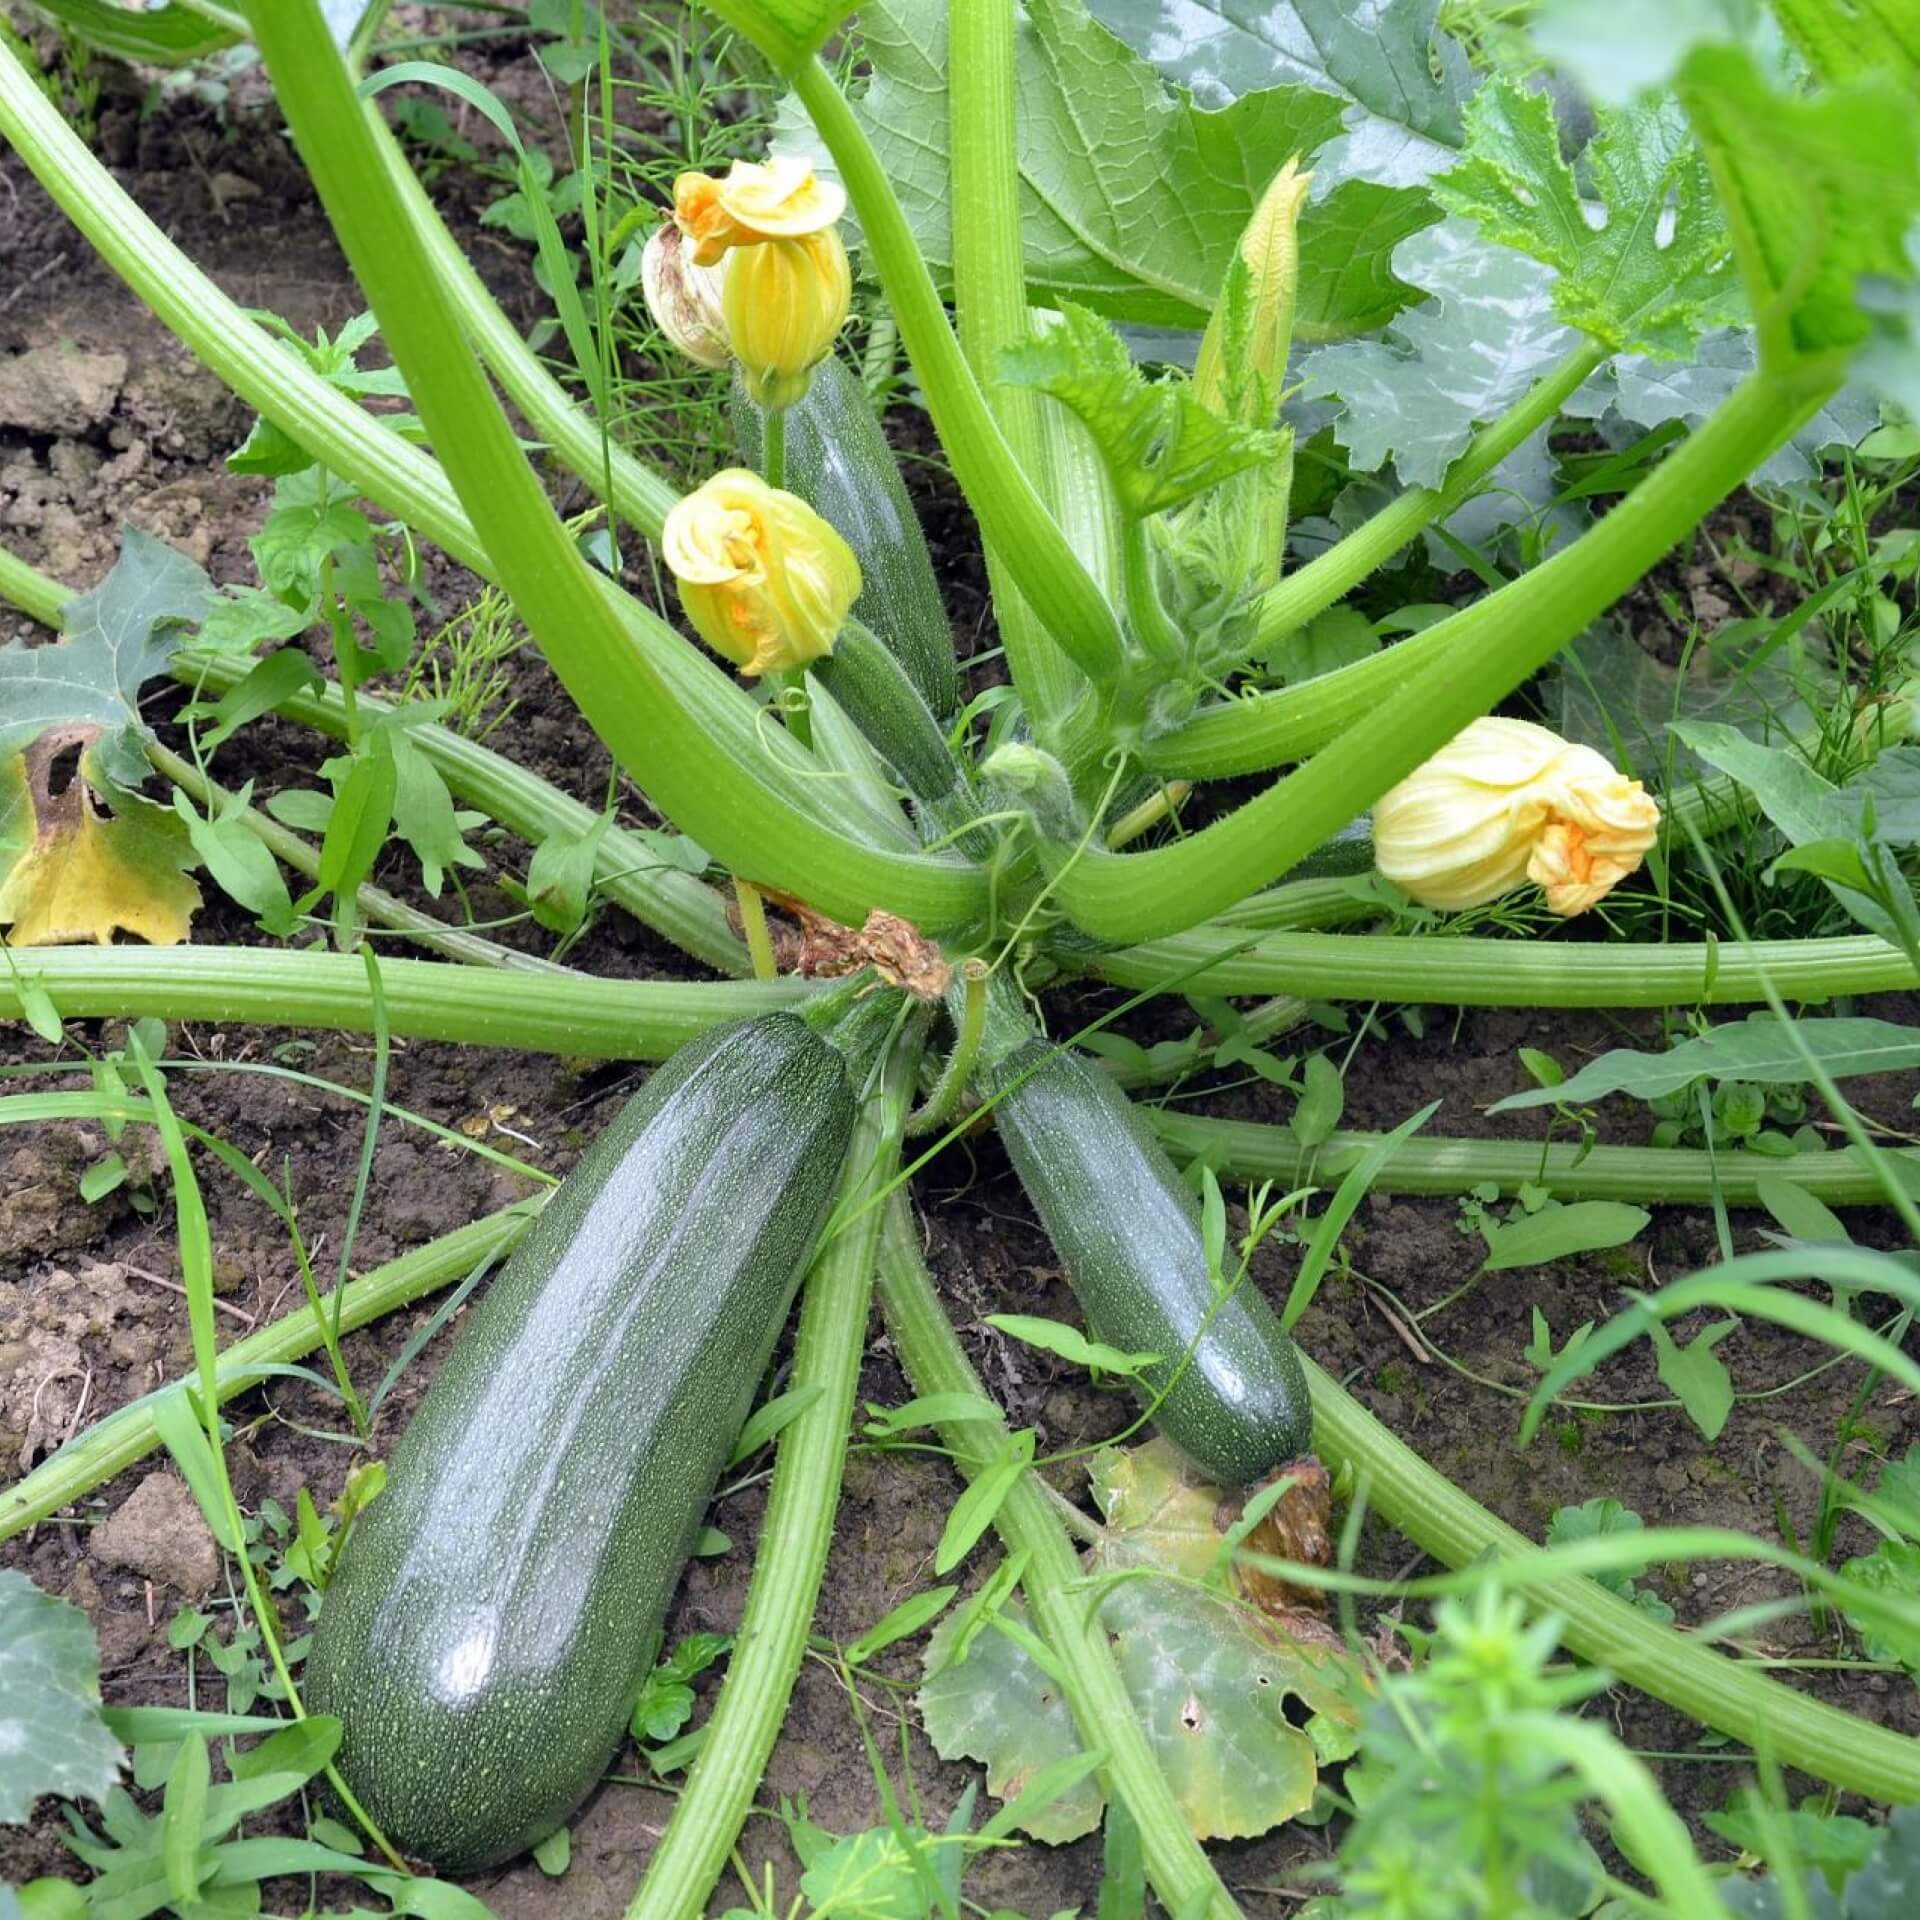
xmin=1372 ymin=716 xmax=1660 ymax=917
xmin=722 ymin=227 xmax=852 ymax=410
xmin=671 ymin=154 xmax=845 ymax=266
xmin=640 ymin=223 xmax=730 ymax=370
xmin=661 ymin=469 xmax=860 ymax=676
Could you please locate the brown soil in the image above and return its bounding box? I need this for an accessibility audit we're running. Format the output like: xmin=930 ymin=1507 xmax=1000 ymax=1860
xmin=3 ymin=24 xmax=1918 ymax=1920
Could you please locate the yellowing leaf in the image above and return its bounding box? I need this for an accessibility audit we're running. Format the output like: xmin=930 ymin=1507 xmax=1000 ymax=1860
xmin=0 ymin=737 xmax=201 ymax=947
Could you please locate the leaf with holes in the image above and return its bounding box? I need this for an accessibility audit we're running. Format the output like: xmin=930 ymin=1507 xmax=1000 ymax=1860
xmin=1001 ymin=305 xmax=1286 ymax=516
xmin=917 ymin=1599 xmax=1102 ymax=1843
xmin=0 ymin=528 xmax=212 ymax=788
xmin=0 ymin=739 xmax=202 ymax=948
xmin=1300 ymin=220 xmax=1578 ymax=490
xmin=1432 ymin=79 xmax=1739 ymax=356
xmin=789 ymin=0 xmax=1431 ymax=335
xmin=0 ymin=1571 xmax=124 ymax=1821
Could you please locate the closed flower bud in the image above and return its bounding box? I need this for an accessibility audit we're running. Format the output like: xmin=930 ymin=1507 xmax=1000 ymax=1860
xmin=722 ymin=227 xmax=851 ymax=410
xmin=661 ymin=469 xmax=860 ymax=677
xmin=1373 ymin=717 xmax=1660 ymax=917
xmin=672 ymin=153 xmax=845 ymax=266
xmin=640 ymin=223 xmax=730 ymax=370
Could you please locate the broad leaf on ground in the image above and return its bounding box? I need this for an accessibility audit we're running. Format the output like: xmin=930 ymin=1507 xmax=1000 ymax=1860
xmin=0 ymin=1570 xmax=123 ymax=1821
xmin=1490 ymin=1012 xmax=1920 ymax=1111
xmin=1432 ymin=79 xmax=1738 ymax=355
xmin=795 ymin=0 xmax=1431 ymax=334
xmin=1001 ymin=304 xmax=1286 ymax=515
xmin=920 ymin=1440 xmax=1363 ymax=1844
xmin=0 ymin=528 xmax=213 ymax=787
xmin=1837 ymin=1539 xmax=1920 ymax=1673
xmin=1301 ymin=218 xmax=1577 ymax=489
xmin=0 ymin=737 xmax=202 ymax=947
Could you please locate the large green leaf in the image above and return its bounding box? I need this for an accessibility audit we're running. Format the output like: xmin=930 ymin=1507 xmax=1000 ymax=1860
xmin=1432 ymin=79 xmax=1739 ymax=356
xmin=1301 ymin=218 xmax=1576 ymax=489
xmin=1489 ymin=1012 xmax=1920 ymax=1112
xmin=1677 ymin=46 xmax=1920 ymax=367
xmin=0 ymin=529 xmax=213 ymax=789
xmin=1082 ymin=0 xmax=1473 ymax=190
xmin=24 ymin=0 xmax=238 ymax=65
xmin=793 ymin=0 xmax=1430 ymax=334
xmin=0 ymin=1571 xmax=123 ymax=1821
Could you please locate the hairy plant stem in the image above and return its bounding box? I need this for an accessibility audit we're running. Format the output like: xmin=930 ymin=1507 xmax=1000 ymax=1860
xmin=874 ymin=1197 xmax=1245 ymax=1920
xmin=1097 ymin=928 xmax=1916 ymax=1005
xmin=947 ymin=0 xmax=1085 ymax=733
xmin=0 ymin=1197 xmax=538 ymax=1541
xmin=790 ymin=58 xmax=1125 ymax=689
xmin=1146 ymin=1109 xmax=1920 ymax=1207
xmin=626 ymin=1029 xmax=920 ymax=1920
xmin=168 ymin=648 xmax=747 ymax=973
xmin=0 ymin=947 xmax=815 ymax=1056
xmin=1063 ymin=368 xmax=1839 ymax=941
xmin=0 ymin=43 xmax=983 ymax=931
xmin=1305 ymin=1355 xmax=1920 ymax=1802
xmin=147 ymin=743 xmax=569 ymax=973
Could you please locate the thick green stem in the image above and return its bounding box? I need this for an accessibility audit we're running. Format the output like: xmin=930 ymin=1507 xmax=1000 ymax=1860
xmin=169 ymin=649 xmax=747 ymax=975
xmin=790 ymin=59 xmax=1125 ymax=690
xmin=1142 ymin=343 xmax=1611 ymax=781
xmin=0 ymin=947 xmax=815 ymax=1057
xmin=1066 ymin=368 xmax=1837 ymax=941
xmin=0 ymin=42 xmax=983 ymax=932
xmin=1096 ymin=928 xmax=1916 ymax=1004
xmin=1252 ymin=344 xmax=1609 ymax=654
xmin=626 ymin=1030 xmax=919 ymax=1920
xmin=0 ymin=541 xmax=67 ymax=626
xmin=948 ymin=0 xmax=1085 ymax=731
xmin=245 ymin=4 xmax=984 ymax=934
xmin=1148 ymin=1110 xmax=1920 ymax=1207
xmin=148 ymin=743 xmax=568 ymax=974
xmin=1306 ymin=1356 xmax=1920 ymax=1802
xmin=0 ymin=1201 xmax=539 ymax=1542
xmin=874 ymin=1198 xmax=1245 ymax=1920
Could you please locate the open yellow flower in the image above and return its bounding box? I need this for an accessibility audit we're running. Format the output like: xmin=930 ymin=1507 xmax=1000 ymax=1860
xmin=1373 ymin=717 xmax=1660 ymax=917
xmin=723 ymin=226 xmax=851 ymax=410
xmin=661 ymin=469 xmax=860 ymax=677
xmin=671 ymin=154 xmax=845 ymax=266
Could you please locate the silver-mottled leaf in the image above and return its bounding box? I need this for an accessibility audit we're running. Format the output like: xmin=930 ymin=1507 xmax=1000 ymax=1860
xmin=1301 ymin=219 xmax=1579 ymax=488
xmin=0 ymin=1571 xmax=124 ymax=1821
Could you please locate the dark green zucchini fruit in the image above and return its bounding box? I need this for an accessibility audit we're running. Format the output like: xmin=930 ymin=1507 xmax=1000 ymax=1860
xmin=987 ymin=1040 xmax=1313 ymax=1486
xmin=304 ymin=1013 xmax=856 ymax=1873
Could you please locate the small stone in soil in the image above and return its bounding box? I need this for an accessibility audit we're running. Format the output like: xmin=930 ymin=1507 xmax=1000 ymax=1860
xmin=91 ymin=1470 xmax=220 ymax=1599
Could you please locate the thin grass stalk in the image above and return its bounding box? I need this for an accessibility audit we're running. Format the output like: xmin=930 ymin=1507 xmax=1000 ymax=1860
xmin=0 ymin=1204 xmax=539 ymax=1541
xmin=873 ymin=1197 xmax=1247 ymax=1920
xmin=1305 ymin=1355 xmax=1920 ymax=1802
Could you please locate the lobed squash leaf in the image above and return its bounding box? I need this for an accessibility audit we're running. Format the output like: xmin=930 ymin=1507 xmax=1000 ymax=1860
xmin=0 ymin=1572 xmax=123 ymax=1822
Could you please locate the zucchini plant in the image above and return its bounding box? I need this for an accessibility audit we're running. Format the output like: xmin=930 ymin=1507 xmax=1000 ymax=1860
xmin=3 ymin=0 xmax=1920 ymax=1914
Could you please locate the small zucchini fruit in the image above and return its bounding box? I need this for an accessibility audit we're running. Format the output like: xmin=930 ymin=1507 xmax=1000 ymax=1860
xmin=304 ymin=1012 xmax=857 ymax=1873
xmin=986 ymin=1039 xmax=1313 ymax=1485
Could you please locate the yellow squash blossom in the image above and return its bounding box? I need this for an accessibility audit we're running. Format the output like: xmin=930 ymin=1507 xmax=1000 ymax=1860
xmin=639 ymin=222 xmax=730 ymax=370
xmin=661 ymin=469 xmax=860 ymax=677
xmin=672 ymin=154 xmax=845 ymax=265
xmin=723 ymin=227 xmax=851 ymax=410
xmin=1373 ymin=716 xmax=1660 ymax=917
